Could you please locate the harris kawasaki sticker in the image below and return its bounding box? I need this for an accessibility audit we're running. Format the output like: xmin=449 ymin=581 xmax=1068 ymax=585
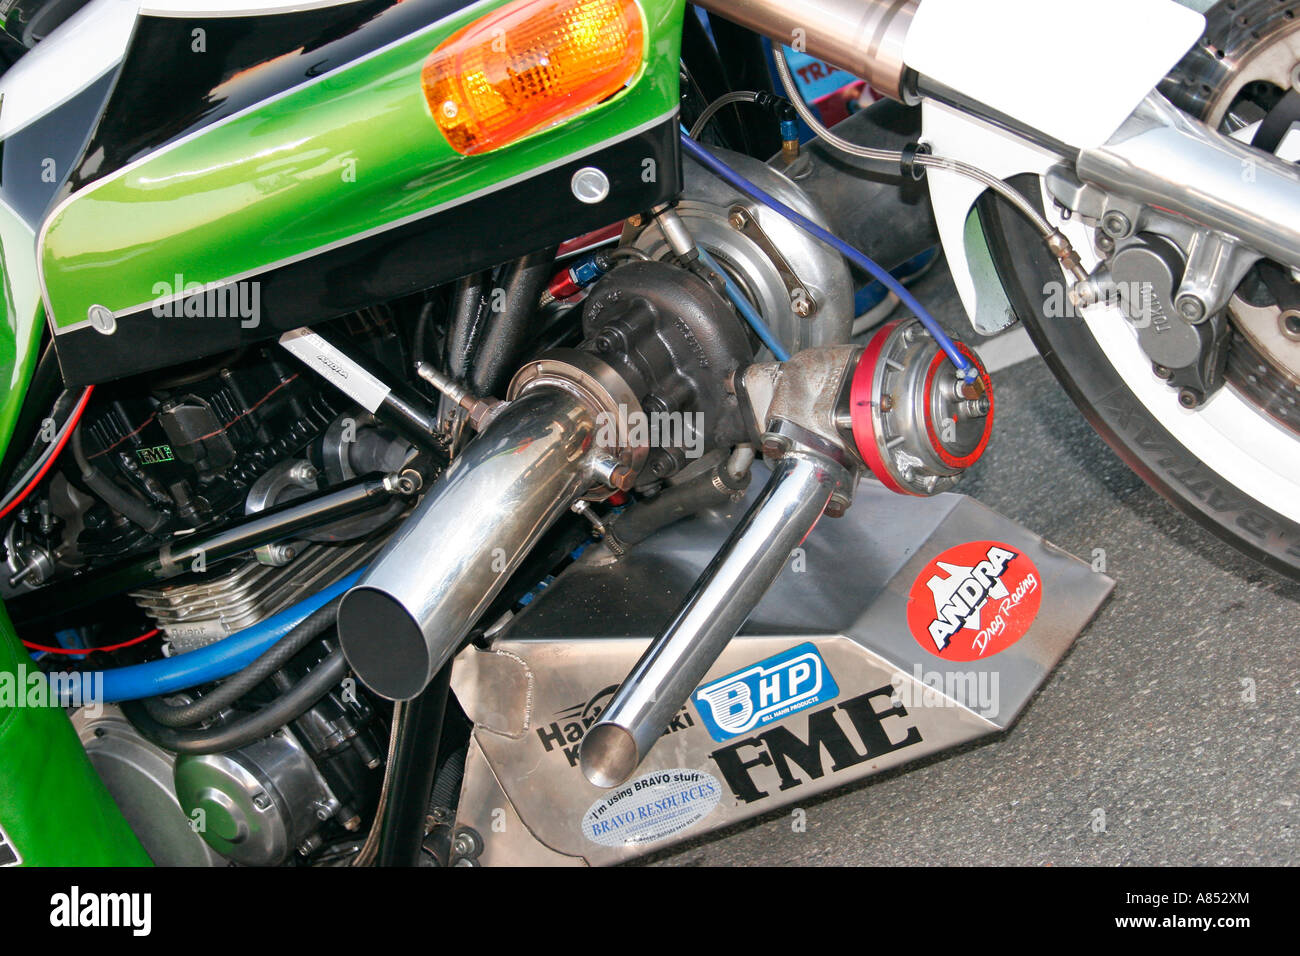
xmin=907 ymin=541 xmax=1042 ymax=661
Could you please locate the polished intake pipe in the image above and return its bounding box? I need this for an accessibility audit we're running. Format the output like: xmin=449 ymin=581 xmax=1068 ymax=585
xmin=694 ymin=0 xmax=919 ymax=101
xmin=580 ymin=450 xmax=849 ymax=788
xmin=337 ymin=388 xmax=598 ymax=700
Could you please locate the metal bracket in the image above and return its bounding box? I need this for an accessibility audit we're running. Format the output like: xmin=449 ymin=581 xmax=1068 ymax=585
xmin=728 ymin=204 xmax=818 ymax=317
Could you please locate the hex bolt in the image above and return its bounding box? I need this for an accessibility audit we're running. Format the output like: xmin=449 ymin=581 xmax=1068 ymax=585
xmin=1153 ymin=364 xmax=1174 ymax=381
xmin=1175 ymin=293 xmax=1207 ymax=323
xmin=1101 ymin=210 xmax=1132 ymax=238
xmin=1178 ymin=388 xmax=1201 ymax=409
xmin=791 ymin=289 xmax=812 ymax=317
xmin=288 ymin=461 xmax=319 ymax=485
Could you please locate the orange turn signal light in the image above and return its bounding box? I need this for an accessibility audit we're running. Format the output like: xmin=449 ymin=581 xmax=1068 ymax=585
xmin=421 ymin=0 xmax=645 ymax=155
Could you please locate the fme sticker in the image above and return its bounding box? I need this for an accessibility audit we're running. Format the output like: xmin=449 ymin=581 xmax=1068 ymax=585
xmin=692 ymin=643 xmax=839 ymax=743
xmin=582 ymin=769 xmax=721 ymax=848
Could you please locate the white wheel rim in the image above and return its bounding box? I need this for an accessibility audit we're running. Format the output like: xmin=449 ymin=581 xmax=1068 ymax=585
xmin=1046 ymin=184 xmax=1300 ymax=526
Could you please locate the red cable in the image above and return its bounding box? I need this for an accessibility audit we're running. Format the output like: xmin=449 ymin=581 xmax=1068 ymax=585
xmin=23 ymin=628 xmax=160 ymax=656
xmin=0 ymin=386 xmax=94 ymax=521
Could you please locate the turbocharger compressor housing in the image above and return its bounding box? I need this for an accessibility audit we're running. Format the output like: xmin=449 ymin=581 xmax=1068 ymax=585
xmin=631 ymin=146 xmax=855 ymax=355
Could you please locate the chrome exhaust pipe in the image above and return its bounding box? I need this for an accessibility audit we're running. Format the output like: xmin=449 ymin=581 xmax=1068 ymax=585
xmin=337 ymin=387 xmax=598 ymax=700
xmin=1078 ymin=92 xmax=1300 ymax=274
xmin=580 ymin=450 xmax=850 ymax=788
xmin=693 ymin=0 xmax=918 ymax=101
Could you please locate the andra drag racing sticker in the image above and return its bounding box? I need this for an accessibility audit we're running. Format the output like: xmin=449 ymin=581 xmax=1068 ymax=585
xmin=582 ymin=769 xmax=721 ymax=848
xmin=906 ymin=541 xmax=1041 ymax=661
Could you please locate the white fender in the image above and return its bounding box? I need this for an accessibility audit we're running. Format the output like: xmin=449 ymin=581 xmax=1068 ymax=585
xmin=905 ymin=0 xmax=1206 ymax=149
xmin=912 ymin=0 xmax=1207 ymax=331
xmin=919 ymin=102 xmax=1060 ymax=333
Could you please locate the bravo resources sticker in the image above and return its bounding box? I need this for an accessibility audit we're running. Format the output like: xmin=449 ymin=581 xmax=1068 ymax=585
xmin=907 ymin=541 xmax=1042 ymax=661
xmin=692 ymin=643 xmax=839 ymax=742
xmin=582 ymin=768 xmax=721 ymax=847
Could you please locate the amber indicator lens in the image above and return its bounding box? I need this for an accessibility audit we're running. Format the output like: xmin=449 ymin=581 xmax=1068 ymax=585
xmin=422 ymin=0 xmax=645 ymax=155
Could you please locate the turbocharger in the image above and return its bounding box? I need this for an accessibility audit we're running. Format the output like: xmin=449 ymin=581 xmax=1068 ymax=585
xmin=580 ymin=319 xmax=993 ymax=788
xmin=336 ymin=261 xmax=754 ymax=700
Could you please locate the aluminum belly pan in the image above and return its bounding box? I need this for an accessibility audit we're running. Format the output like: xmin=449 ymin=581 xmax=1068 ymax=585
xmin=450 ymin=477 xmax=1114 ymax=865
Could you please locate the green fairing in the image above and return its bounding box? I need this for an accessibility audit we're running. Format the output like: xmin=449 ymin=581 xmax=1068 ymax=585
xmin=1 ymin=0 xmax=685 ymax=866
xmin=0 ymin=603 xmax=152 ymax=866
xmin=39 ymin=0 xmax=686 ymax=330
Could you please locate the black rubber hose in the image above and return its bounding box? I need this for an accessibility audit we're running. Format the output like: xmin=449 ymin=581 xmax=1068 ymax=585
xmin=122 ymin=650 xmax=348 ymax=755
xmin=429 ymin=743 xmax=467 ymax=814
xmin=606 ymin=463 xmax=750 ymax=552
xmin=445 ymin=271 xmax=491 ymax=382
xmin=71 ymin=427 xmax=169 ymax=534
xmin=412 ymin=300 xmax=437 ymax=369
xmin=141 ymin=594 xmax=344 ymax=727
xmin=469 ymin=249 xmax=557 ymax=398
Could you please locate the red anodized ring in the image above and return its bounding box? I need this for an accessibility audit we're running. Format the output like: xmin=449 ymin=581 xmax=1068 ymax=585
xmin=849 ymin=320 xmax=915 ymax=496
xmin=921 ymin=341 xmax=994 ymax=470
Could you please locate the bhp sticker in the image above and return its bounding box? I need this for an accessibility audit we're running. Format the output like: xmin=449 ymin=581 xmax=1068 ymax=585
xmin=906 ymin=541 xmax=1041 ymax=661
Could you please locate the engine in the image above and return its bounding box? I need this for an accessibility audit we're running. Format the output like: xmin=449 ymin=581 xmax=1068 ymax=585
xmin=5 ymin=118 xmax=994 ymax=866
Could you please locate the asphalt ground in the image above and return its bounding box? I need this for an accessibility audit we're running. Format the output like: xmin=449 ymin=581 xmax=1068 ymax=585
xmin=646 ymin=260 xmax=1299 ymax=866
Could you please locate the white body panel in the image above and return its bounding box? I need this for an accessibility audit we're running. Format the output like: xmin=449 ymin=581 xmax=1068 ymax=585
xmin=905 ymin=0 xmax=1205 ymax=148
xmin=0 ymin=0 xmax=138 ymax=139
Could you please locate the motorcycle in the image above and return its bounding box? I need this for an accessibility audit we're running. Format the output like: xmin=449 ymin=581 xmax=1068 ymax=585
xmin=0 ymin=0 xmax=1294 ymax=866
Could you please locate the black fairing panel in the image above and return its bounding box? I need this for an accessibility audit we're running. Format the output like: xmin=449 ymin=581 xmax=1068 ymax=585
xmin=1 ymin=68 xmax=114 ymax=226
xmin=53 ymin=116 xmax=683 ymax=385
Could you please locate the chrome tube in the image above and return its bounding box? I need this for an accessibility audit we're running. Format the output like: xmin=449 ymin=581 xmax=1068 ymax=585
xmin=580 ymin=451 xmax=848 ymax=788
xmin=693 ymin=0 xmax=919 ymax=101
xmin=337 ymin=388 xmax=597 ymax=700
xmin=1078 ymin=92 xmax=1300 ymax=273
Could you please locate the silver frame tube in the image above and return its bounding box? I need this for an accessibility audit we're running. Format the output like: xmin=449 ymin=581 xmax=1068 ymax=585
xmin=1078 ymin=92 xmax=1300 ymax=273
xmin=580 ymin=450 xmax=849 ymax=788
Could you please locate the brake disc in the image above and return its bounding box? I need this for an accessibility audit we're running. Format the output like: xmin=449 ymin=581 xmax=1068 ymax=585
xmin=1162 ymin=0 xmax=1300 ymax=434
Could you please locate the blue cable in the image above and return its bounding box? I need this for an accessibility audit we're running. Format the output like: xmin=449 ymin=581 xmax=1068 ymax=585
xmin=696 ymin=246 xmax=790 ymax=361
xmin=679 ymin=131 xmax=978 ymax=381
xmin=61 ymin=570 xmax=363 ymax=705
